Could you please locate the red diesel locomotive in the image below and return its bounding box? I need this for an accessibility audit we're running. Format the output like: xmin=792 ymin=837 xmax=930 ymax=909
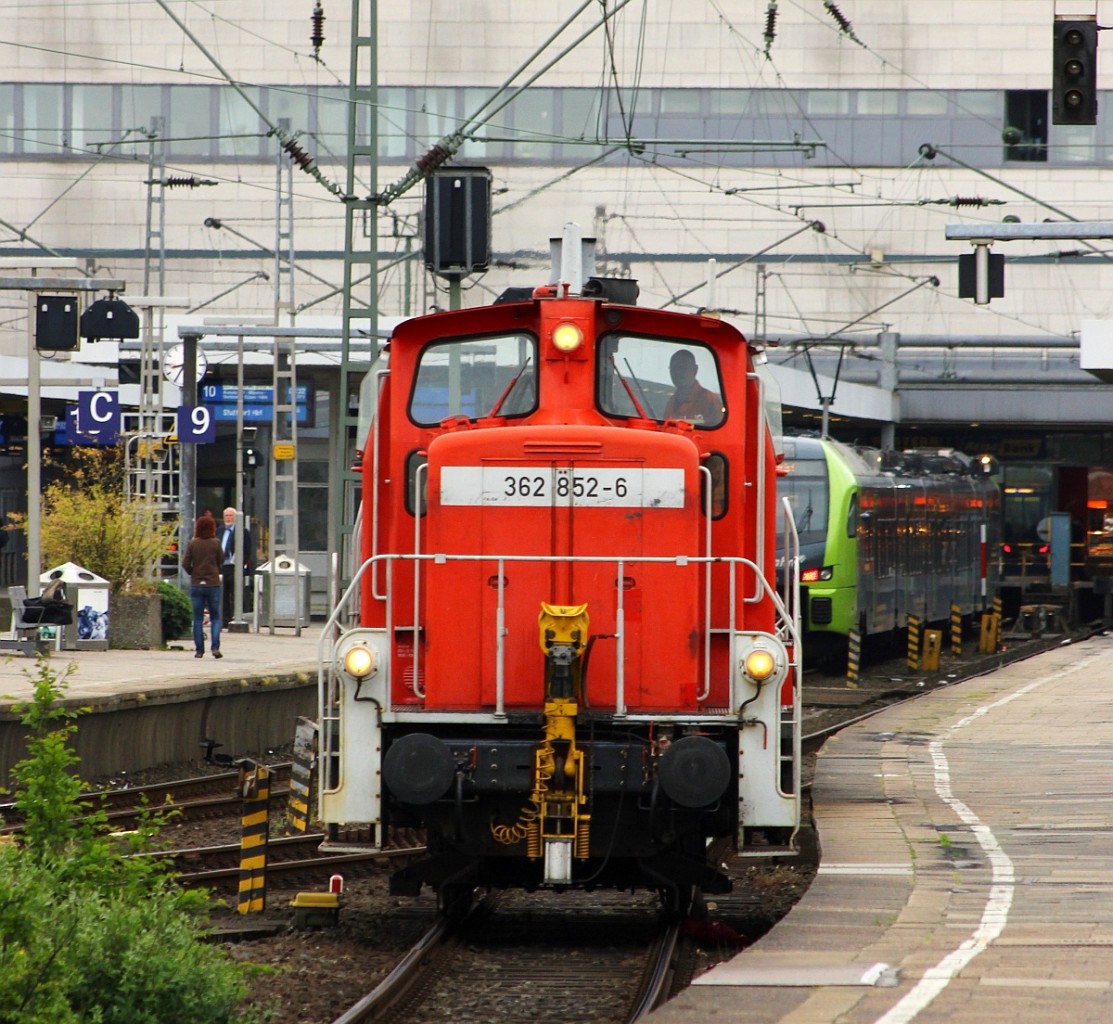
xmin=317 ymin=269 xmax=801 ymax=908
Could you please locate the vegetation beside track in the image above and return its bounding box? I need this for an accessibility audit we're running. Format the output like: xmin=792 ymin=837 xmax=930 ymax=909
xmin=0 ymin=660 xmax=265 ymax=1024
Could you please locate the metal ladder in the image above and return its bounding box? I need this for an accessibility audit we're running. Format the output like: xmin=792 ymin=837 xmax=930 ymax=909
xmin=267 ymin=337 xmax=301 ymax=633
xmin=331 ymin=0 xmax=380 ymax=624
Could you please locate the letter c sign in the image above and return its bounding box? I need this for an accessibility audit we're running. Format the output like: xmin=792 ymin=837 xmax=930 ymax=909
xmin=76 ymin=390 xmax=120 ymax=439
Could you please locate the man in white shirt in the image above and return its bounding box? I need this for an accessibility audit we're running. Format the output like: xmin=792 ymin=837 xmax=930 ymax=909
xmin=218 ymin=507 xmax=254 ymax=621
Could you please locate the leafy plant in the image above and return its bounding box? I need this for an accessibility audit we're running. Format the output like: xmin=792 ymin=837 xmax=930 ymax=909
xmin=0 ymin=661 xmax=258 ymax=1024
xmin=6 ymin=444 xmax=177 ymax=595
xmin=157 ymin=580 xmax=193 ymax=641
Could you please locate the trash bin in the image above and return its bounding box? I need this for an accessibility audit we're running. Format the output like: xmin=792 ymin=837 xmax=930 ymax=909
xmin=254 ymin=556 xmax=312 ymax=628
xmin=40 ymin=562 xmax=110 ymax=650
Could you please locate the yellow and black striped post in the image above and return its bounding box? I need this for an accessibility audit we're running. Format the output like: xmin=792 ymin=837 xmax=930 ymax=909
xmin=950 ymin=603 xmax=962 ymax=657
xmin=907 ymin=615 xmax=922 ymax=671
xmin=979 ymin=610 xmax=1002 ymax=654
xmin=237 ymin=761 xmax=271 ymax=915
xmin=286 ymin=717 xmax=317 ymax=834
xmin=979 ymin=597 xmax=1004 ymax=654
xmin=846 ymin=630 xmax=861 ymax=688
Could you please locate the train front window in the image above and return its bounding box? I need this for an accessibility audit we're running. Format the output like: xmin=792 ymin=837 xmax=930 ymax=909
xmin=776 ymin=451 xmax=829 ymax=547
xmin=596 ymin=334 xmax=725 ymax=427
xmin=409 ymin=333 xmax=538 ymax=426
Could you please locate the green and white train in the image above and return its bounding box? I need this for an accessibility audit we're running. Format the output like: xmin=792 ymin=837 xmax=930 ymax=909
xmin=778 ymin=437 xmax=1000 ymax=662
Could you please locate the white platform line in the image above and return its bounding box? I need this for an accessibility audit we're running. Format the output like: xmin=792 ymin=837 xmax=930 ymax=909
xmin=872 ymin=655 xmax=1094 ymax=1024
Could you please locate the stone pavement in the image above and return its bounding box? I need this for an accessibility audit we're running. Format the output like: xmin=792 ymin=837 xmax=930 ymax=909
xmin=0 ymin=625 xmax=324 ymax=708
xmin=648 ymin=634 xmax=1113 ymax=1024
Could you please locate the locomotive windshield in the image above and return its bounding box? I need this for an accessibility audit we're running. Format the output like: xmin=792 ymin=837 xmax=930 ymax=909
xmin=409 ymin=333 xmax=538 ymax=425
xmin=595 ymin=334 xmax=725 ymax=427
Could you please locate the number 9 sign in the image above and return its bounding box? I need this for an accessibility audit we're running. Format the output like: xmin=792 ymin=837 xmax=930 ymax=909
xmin=176 ymin=404 xmax=215 ymax=443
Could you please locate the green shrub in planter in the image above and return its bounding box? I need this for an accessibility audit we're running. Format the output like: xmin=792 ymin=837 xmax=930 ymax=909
xmin=157 ymin=580 xmax=193 ymax=642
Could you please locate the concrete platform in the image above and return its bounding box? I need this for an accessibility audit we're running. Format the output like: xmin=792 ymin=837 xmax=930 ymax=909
xmin=649 ymin=633 xmax=1113 ymax=1024
xmin=0 ymin=627 xmax=323 ymax=784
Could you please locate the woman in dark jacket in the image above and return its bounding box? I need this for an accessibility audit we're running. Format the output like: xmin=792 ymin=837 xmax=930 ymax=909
xmin=181 ymin=513 xmax=224 ymax=658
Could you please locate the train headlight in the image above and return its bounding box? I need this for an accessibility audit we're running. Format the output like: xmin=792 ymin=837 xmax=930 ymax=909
xmin=735 ymin=634 xmax=788 ymax=689
xmin=744 ymin=648 xmax=777 ymax=681
xmin=343 ymin=644 xmax=377 ymax=679
xmin=334 ymin=630 xmax=386 ymax=684
xmin=552 ymin=322 xmax=583 ymax=353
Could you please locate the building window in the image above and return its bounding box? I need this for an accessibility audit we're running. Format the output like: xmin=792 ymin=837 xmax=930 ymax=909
xmin=1004 ymin=90 xmax=1048 ymax=162
xmin=23 ymin=84 xmax=65 ymax=154
xmin=297 ymin=460 xmax=330 ymax=551
xmin=856 ymin=90 xmax=899 ymax=116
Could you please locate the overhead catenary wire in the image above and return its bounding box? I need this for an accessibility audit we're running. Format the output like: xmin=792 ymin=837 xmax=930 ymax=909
xmin=153 ymin=0 xmax=347 ymax=201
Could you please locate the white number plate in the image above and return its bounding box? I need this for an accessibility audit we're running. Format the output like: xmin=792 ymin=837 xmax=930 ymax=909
xmin=440 ymin=466 xmax=684 ymax=508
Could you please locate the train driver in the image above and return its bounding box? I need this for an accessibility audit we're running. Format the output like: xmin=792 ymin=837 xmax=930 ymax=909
xmin=664 ymin=348 xmax=723 ymax=427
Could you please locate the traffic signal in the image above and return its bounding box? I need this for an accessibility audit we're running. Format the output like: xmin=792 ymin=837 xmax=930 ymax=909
xmin=1052 ymin=18 xmax=1098 ymax=125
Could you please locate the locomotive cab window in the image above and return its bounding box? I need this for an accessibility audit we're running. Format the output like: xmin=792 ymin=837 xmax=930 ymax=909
xmin=409 ymin=332 xmax=538 ymax=425
xmin=596 ymin=334 xmax=725 ymax=427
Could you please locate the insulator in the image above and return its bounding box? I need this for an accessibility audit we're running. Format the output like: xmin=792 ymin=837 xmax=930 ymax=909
xmin=163 ymin=175 xmax=213 ymax=189
xmin=283 ymin=138 xmax=316 ymax=172
xmin=949 ymin=196 xmax=987 ymax=207
xmin=763 ymin=1 xmax=778 ymax=55
xmin=310 ymin=1 xmax=326 ymax=59
xmin=415 ymin=144 xmax=452 ymax=174
xmin=823 ymin=0 xmax=852 ymax=33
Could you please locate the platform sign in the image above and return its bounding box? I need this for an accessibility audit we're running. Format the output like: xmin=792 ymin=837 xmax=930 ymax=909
xmin=76 ymin=390 xmax=120 ymax=440
xmin=176 ymin=405 xmax=216 ymax=443
xmin=200 ymin=383 xmax=311 ymax=425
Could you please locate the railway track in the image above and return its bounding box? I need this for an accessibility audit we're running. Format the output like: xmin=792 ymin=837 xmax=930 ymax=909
xmin=325 ymin=889 xmax=689 ymax=1024
xmin=169 ymin=835 xmax=422 ymax=893
xmin=0 ymin=763 xmax=293 ymax=836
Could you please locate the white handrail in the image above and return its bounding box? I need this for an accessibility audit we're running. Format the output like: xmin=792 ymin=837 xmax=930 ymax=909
xmin=322 ymin=550 xmax=800 ymax=715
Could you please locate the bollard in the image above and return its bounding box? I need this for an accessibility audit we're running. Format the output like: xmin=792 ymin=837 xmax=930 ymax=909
xmin=922 ymin=629 xmax=942 ymax=671
xmin=846 ymin=629 xmax=861 ymax=688
xmin=907 ymin=615 xmax=922 ymax=671
xmin=950 ymin=604 xmax=962 ymax=656
xmin=237 ymin=761 xmax=271 ymax=915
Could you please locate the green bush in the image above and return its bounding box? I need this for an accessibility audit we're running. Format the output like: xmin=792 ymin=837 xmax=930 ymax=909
xmin=0 ymin=661 xmax=258 ymax=1024
xmin=157 ymin=580 xmax=193 ymax=642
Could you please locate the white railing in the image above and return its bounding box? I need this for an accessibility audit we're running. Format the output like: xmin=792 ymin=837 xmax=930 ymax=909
xmin=319 ymin=549 xmax=801 ymax=720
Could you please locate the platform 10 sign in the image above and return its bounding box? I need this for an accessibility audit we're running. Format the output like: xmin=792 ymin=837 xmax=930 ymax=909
xmin=176 ymin=405 xmax=215 ymax=443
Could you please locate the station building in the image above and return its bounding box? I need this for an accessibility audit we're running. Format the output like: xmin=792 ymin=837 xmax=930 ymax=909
xmin=2 ymin=1 xmax=1113 ymax=605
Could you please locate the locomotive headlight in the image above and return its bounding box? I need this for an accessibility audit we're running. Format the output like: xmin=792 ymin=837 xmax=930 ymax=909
xmin=334 ymin=629 xmax=387 ymax=685
xmin=552 ymin=322 xmax=583 ymax=353
xmin=744 ymin=648 xmax=777 ymax=681
xmin=343 ymin=643 xmax=377 ymax=679
xmin=735 ymin=634 xmax=788 ymax=689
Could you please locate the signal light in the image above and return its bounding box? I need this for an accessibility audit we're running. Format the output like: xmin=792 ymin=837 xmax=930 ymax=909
xmin=1052 ymin=18 xmax=1098 ymax=125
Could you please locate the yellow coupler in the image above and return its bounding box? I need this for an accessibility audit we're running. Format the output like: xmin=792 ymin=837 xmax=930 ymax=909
xmin=289 ymin=891 xmax=341 ymax=929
